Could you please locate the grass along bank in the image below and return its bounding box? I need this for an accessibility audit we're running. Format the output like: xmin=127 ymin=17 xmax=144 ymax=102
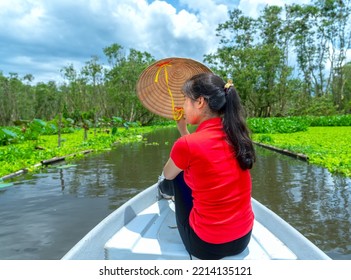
xmin=0 ymin=126 xmax=160 ymax=180
xmin=2 ymin=117 xmax=350 ymax=182
xmin=252 ymin=126 xmax=351 ymax=177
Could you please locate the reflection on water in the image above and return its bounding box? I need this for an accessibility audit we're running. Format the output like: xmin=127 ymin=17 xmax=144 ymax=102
xmin=251 ymin=147 xmax=351 ymax=260
xmin=0 ymin=127 xmax=350 ymax=260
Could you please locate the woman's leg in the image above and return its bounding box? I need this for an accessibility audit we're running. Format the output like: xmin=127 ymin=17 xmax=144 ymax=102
xmin=172 ymin=172 xmax=193 ymax=254
xmin=188 ymin=229 xmax=252 ymax=260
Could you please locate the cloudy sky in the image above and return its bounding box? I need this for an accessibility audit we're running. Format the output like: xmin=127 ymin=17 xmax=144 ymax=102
xmin=0 ymin=0 xmax=311 ymax=83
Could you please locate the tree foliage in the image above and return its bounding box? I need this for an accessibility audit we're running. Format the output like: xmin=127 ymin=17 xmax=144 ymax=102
xmin=1 ymin=2 xmax=351 ymax=125
xmin=205 ymin=1 xmax=351 ymax=117
xmin=0 ymin=45 xmax=158 ymax=126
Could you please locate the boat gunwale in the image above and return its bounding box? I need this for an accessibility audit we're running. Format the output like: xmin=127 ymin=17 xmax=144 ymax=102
xmin=62 ymin=183 xmax=331 ymax=260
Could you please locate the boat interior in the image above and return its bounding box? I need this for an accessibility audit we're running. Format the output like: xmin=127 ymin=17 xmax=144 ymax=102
xmin=104 ymin=198 xmax=298 ymax=260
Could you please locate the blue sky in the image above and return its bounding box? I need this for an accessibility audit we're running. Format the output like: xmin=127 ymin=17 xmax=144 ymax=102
xmin=0 ymin=0 xmax=310 ymax=83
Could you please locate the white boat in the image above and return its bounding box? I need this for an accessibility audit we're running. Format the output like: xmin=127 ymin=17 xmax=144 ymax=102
xmin=62 ymin=183 xmax=331 ymax=260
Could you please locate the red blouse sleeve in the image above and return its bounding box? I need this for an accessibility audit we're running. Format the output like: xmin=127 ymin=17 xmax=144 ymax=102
xmin=170 ymin=136 xmax=190 ymax=170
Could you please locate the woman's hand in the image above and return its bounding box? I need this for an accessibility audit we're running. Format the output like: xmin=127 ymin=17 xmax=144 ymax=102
xmin=176 ymin=117 xmax=189 ymax=136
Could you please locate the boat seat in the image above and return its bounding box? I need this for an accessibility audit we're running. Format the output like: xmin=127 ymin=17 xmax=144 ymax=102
xmin=104 ymin=199 xmax=297 ymax=260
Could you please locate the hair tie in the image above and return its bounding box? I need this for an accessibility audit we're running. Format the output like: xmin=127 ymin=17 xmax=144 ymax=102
xmin=224 ymin=79 xmax=234 ymax=94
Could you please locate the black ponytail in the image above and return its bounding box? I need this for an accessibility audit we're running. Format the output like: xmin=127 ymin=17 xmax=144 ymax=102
xmin=222 ymin=86 xmax=256 ymax=170
xmin=182 ymin=73 xmax=256 ymax=170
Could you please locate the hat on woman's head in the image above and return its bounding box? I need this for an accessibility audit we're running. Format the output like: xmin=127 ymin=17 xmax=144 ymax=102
xmin=136 ymin=57 xmax=212 ymax=120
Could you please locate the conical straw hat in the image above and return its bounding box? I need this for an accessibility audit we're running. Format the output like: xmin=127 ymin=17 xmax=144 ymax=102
xmin=136 ymin=57 xmax=212 ymax=120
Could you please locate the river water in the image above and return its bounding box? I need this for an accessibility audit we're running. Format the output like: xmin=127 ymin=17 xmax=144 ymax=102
xmin=0 ymin=127 xmax=350 ymax=260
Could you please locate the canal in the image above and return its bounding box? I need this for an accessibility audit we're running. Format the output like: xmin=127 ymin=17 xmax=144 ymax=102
xmin=0 ymin=127 xmax=350 ymax=260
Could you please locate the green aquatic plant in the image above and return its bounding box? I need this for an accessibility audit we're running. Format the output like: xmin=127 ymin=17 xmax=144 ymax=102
xmin=248 ymin=117 xmax=309 ymax=134
xmin=56 ymin=164 xmax=78 ymax=169
xmin=0 ymin=126 xmax=152 ymax=178
xmin=252 ymin=126 xmax=351 ymax=177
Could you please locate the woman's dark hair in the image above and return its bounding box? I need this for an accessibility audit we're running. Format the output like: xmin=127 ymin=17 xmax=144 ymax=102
xmin=182 ymin=72 xmax=256 ymax=170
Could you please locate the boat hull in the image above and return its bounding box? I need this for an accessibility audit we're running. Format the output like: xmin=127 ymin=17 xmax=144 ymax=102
xmin=62 ymin=184 xmax=330 ymax=260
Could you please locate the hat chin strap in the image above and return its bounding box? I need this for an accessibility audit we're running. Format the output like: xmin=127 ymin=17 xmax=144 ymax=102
xmin=154 ymin=61 xmax=183 ymax=121
xmin=173 ymin=107 xmax=184 ymax=121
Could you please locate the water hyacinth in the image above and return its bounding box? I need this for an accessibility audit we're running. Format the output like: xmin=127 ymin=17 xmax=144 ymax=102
xmin=252 ymin=126 xmax=351 ymax=177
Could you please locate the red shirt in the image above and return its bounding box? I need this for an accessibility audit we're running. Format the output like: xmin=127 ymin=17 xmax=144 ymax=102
xmin=170 ymin=117 xmax=254 ymax=244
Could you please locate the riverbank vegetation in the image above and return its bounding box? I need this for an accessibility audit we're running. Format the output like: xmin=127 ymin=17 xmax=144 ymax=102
xmin=1 ymin=2 xmax=351 ymax=180
xmin=0 ymin=119 xmax=172 ymax=180
xmin=1 ymin=116 xmax=350 ymax=181
xmin=250 ymin=116 xmax=351 ymax=177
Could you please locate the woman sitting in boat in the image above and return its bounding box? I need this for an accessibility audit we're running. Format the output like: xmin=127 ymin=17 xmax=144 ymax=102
xmin=159 ymin=72 xmax=256 ymax=260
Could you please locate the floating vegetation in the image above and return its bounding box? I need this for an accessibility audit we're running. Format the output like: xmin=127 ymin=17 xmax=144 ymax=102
xmin=0 ymin=125 xmax=156 ymax=179
xmin=252 ymin=126 xmax=351 ymax=177
xmin=55 ymin=164 xmax=78 ymax=169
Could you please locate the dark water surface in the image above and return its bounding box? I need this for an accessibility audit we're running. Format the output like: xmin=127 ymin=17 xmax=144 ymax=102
xmin=0 ymin=127 xmax=350 ymax=260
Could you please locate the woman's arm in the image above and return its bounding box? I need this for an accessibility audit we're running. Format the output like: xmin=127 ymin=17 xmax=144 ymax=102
xmin=163 ymin=158 xmax=182 ymax=180
xmin=162 ymin=118 xmax=189 ymax=180
xmin=176 ymin=117 xmax=190 ymax=136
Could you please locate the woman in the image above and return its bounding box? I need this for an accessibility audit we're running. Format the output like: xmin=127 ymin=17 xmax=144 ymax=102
xmin=159 ymin=72 xmax=256 ymax=260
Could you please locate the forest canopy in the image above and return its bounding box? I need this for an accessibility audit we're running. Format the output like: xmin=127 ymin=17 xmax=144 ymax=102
xmin=1 ymin=1 xmax=351 ymax=126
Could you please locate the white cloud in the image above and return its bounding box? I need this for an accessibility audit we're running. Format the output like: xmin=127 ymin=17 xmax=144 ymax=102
xmin=0 ymin=0 xmax=314 ymax=83
xmin=0 ymin=0 xmax=228 ymax=82
xmin=106 ymin=0 xmax=227 ymax=60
